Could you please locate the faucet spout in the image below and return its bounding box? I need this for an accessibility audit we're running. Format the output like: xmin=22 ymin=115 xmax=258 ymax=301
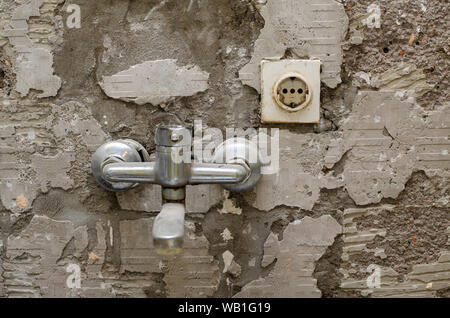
xmin=152 ymin=203 xmax=186 ymax=255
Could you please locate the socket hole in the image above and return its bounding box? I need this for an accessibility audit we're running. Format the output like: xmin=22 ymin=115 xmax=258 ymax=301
xmin=275 ymin=75 xmax=311 ymax=111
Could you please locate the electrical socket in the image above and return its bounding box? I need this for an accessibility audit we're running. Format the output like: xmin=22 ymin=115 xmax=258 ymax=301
xmin=260 ymin=59 xmax=321 ymax=124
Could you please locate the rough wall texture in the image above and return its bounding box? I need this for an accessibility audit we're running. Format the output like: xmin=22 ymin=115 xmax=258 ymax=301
xmin=0 ymin=0 xmax=448 ymax=298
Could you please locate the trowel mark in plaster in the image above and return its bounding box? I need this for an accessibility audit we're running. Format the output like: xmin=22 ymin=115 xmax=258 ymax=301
xmin=99 ymin=59 xmax=209 ymax=106
xmin=239 ymin=0 xmax=349 ymax=92
xmin=2 ymin=0 xmax=62 ymax=97
xmin=372 ymin=63 xmax=435 ymax=98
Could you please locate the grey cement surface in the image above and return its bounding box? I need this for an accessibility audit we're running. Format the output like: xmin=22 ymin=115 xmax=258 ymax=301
xmin=0 ymin=0 xmax=448 ymax=298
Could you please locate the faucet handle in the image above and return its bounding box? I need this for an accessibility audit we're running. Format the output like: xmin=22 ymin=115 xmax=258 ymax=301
xmin=91 ymin=139 xmax=149 ymax=191
xmin=213 ymin=137 xmax=262 ymax=193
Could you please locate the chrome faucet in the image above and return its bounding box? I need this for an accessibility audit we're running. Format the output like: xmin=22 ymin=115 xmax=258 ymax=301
xmin=91 ymin=125 xmax=262 ymax=254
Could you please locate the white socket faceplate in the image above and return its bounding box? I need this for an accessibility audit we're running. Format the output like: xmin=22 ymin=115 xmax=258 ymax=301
xmin=261 ymin=59 xmax=321 ymax=124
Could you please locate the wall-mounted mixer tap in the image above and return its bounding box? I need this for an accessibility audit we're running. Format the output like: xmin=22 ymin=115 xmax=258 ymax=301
xmin=91 ymin=125 xmax=262 ymax=255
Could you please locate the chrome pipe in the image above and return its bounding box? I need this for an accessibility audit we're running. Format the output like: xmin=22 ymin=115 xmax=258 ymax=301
xmin=103 ymin=162 xmax=156 ymax=183
xmin=103 ymin=162 xmax=248 ymax=185
xmin=189 ymin=163 xmax=248 ymax=184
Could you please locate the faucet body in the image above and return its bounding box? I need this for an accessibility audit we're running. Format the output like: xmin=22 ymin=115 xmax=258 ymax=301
xmin=91 ymin=125 xmax=261 ymax=254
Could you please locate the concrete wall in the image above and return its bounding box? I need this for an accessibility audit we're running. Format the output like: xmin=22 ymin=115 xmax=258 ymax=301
xmin=0 ymin=0 xmax=448 ymax=298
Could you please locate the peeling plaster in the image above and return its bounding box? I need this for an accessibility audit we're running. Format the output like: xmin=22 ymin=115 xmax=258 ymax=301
xmin=340 ymin=91 xmax=450 ymax=205
xmin=239 ymin=0 xmax=349 ymax=91
xmin=372 ymin=63 xmax=435 ymax=98
xmin=341 ymin=206 xmax=450 ymax=297
xmin=0 ymin=99 xmax=108 ymax=213
xmin=0 ymin=0 xmax=448 ymax=299
xmin=235 ymin=215 xmax=341 ymax=297
xmin=31 ymin=152 xmax=75 ymax=192
xmin=220 ymin=190 xmax=243 ymax=215
xmin=2 ymin=0 xmax=62 ymax=97
xmin=3 ymin=215 xmax=108 ymax=297
xmin=245 ymin=91 xmax=449 ymax=210
xmin=99 ymin=59 xmax=209 ymax=106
